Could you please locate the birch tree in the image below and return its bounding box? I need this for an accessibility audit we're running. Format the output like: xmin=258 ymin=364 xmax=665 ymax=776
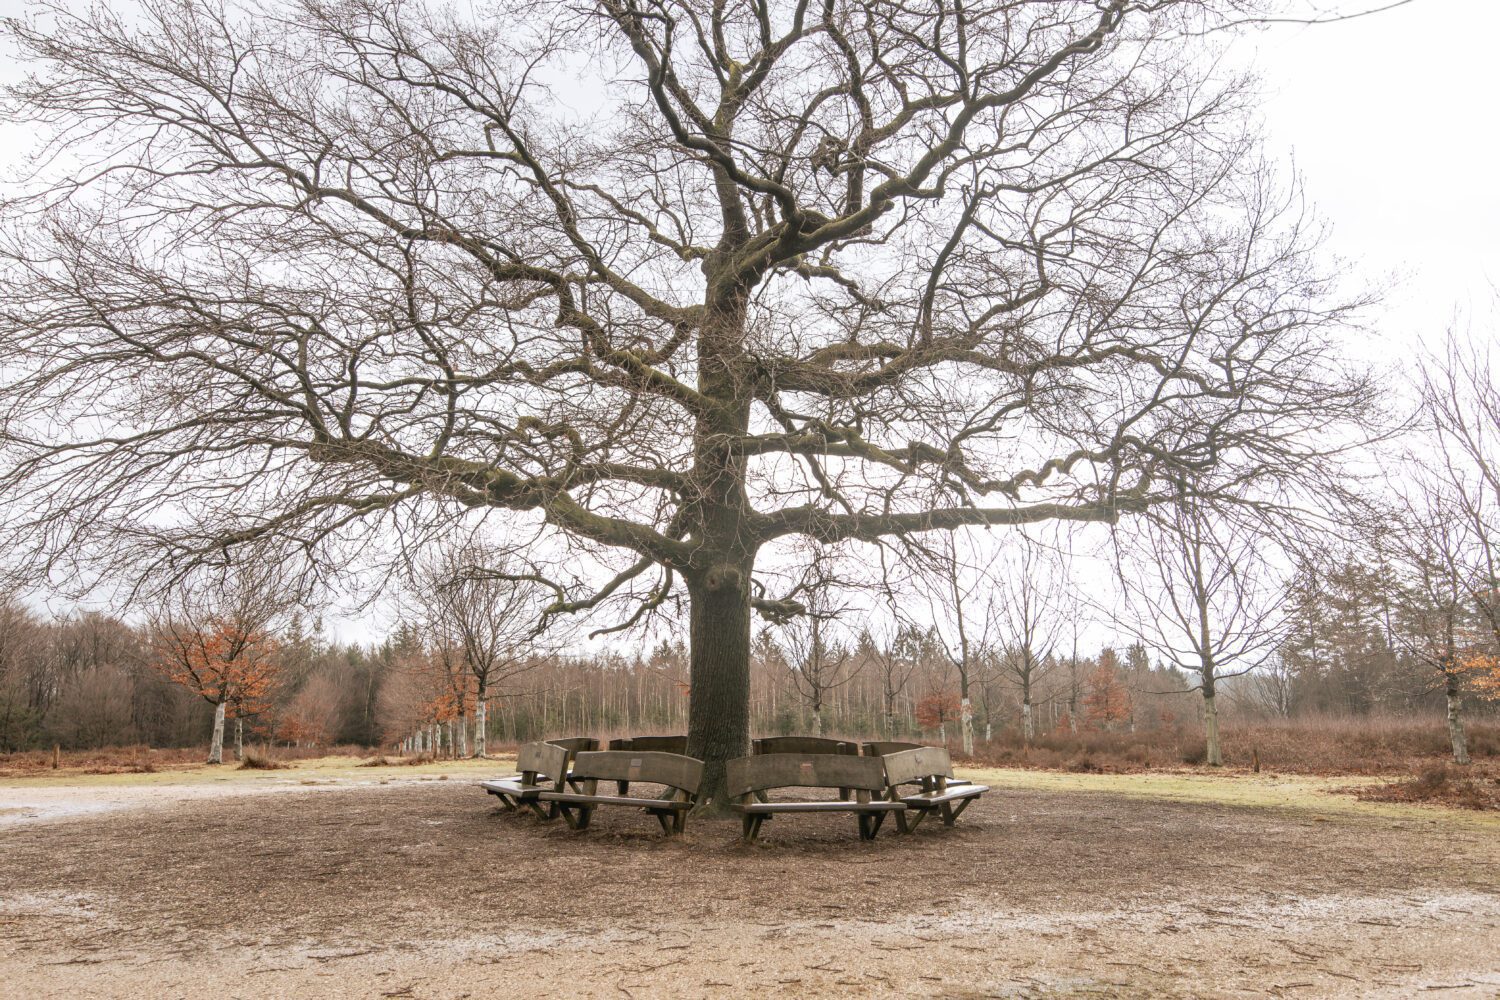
xmin=147 ymin=571 xmax=286 ymax=764
xmin=0 ymin=0 xmax=1374 ymax=804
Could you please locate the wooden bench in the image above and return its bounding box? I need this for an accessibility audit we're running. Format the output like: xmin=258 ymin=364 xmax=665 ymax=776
xmin=862 ymin=741 xmax=972 ymax=788
xmin=754 ymin=737 xmax=858 ymax=799
xmin=728 ymin=753 xmax=905 ymax=842
xmin=539 ymin=750 xmax=702 ymax=835
xmin=607 ymin=735 xmax=689 ymax=753
xmin=606 ymin=736 xmax=688 ymax=794
xmin=862 ymin=740 xmax=923 ymax=756
xmin=753 ymin=736 xmax=858 ymax=756
xmin=479 ymin=741 xmax=571 ymax=818
xmin=881 ymin=747 xmax=989 ymax=832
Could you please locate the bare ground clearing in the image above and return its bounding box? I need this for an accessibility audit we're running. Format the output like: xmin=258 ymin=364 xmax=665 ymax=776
xmin=1 ymin=762 xmax=1496 ymax=998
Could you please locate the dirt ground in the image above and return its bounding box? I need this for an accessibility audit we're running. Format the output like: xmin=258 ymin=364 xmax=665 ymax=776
xmin=1 ymin=762 xmax=1497 ymax=999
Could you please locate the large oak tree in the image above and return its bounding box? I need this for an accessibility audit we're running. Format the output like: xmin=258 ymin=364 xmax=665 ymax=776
xmin=1 ymin=0 xmax=1370 ymax=804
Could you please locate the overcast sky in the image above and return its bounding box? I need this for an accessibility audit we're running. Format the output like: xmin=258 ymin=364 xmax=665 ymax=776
xmin=1 ymin=0 xmax=1493 ymax=643
xmin=1251 ymin=1 xmax=1499 ymax=345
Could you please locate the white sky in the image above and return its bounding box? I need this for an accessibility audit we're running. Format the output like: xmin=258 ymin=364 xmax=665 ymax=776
xmin=1250 ymin=1 xmax=1499 ymax=345
xmin=1 ymin=0 xmax=1494 ymax=644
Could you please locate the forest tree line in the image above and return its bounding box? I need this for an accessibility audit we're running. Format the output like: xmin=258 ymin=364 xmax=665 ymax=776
xmin=2 ymin=546 xmax=1494 ymax=758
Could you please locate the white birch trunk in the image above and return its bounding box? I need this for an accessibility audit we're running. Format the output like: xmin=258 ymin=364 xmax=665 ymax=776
xmin=207 ymin=701 xmax=226 ymax=764
xmin=1021 ymin=699 xmax=1034 ymax=745
xmin=474 ymin=699 xmax=487 ymax=758
xmin=1447 ymin=687 xmax=1471 ymax=765
xmin=234 ymin=717 xmax=244 ymax=761
xmin=1203 ymin=691 xmax=1222 ymax=766
xmin=960 ymin=697 xmax=974 ymax=755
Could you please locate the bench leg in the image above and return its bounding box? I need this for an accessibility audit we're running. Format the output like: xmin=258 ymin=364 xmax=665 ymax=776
xmin=869 ymin=811 xmax=888 ymax=837
xmin=741 ymin=814 xmax=764 ymax=842
xmin=944 ymin=797 xmax=976 ymax=826
xmin=906 ymin=807 xmax=929 ymax=833
xmin=939 ymin=801 xmax=955 ymax=827
xmin=557 ymin=804 xmax=593 ymax=830
xmin=617 ymin=780 xmax=630 ymax=796
xmin=673 ymin=809 xmax=687 ymax=835
xmin=857 ymin=813 xmax=874 ymax=841
xmin=654 ymin=810 xmax=672 ymax=835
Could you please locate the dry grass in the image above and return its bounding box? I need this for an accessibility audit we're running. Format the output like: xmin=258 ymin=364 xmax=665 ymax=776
xmin=0 ymin=743 xmax=384 ymax=778
xmin=357 ymin=754 xmax=439 ymax=767
xmin=236 ymin=752 xmax=291 ymax=771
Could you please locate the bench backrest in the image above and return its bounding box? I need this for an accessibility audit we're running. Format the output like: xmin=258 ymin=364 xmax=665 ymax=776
xmin=570 ymin=750 xmax=703 ymax=795
xmin=726 ymin=753 xmax=888 ymax=798
xmin=546 ymin=737 xmax=600 ymax=755
xmin=753 ymin=736 xmax=858 ymax=756
xmin=607 ymin=735 xmax=689 ymax=755
xmin=880 ymin=746 xmax=954 ymax=787
xmin=516 ymin=741 xmax=569 ymax=784
xmin=861 ymin=740 xmax=924 ymax=757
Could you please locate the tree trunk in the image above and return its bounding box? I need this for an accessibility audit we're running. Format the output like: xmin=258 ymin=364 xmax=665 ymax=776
xmin=1203 ymin=688 xmax=1222 ymax=766
xmin=1021 ymin=697 xmax=1033 ymax=746
xmin=810 ymin=705 xmax=823 ymax=736
xmin=960 ymin=696 xmax=974 ymax=755
xmin=685 ymin=566 xmax=753 ymax=814
xmin=1446 ymin=676 xmax=1470 ymax=765
xmin=207 ymin=701 xmax=225 ymax=765
xmin=234 ymin=717 xmax=243 ymax=762
xmin=474 ymin=697 xmax=487 ymax=758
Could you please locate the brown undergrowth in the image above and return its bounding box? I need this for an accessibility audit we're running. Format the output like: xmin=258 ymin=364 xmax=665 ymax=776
xmin=956 ymin=715 xmax=1500 ymax=776
xmin=1352 ymin=762 xmax=1500 ymax=811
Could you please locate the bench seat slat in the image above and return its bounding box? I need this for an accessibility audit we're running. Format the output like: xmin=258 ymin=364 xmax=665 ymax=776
xmin=480 ymin=779 xmax=551 ymax=797
xmin=734 ymin=800 xmax=906 ymax=813
xmin=899 ymin=784 xmax=989 ymax=807
xmin=538 ymin=792 xmax=691 ymax=810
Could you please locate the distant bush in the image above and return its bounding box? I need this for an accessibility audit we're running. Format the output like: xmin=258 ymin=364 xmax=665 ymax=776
xmin=238 ymin=752 xmax=290 ymax=770
xmin=1355 ymin=764 xmax=1500 ymax=811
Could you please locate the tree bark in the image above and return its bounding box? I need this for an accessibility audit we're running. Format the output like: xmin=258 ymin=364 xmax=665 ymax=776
xmin=960 ymin=696 xmax=974 ymax=755
xmin=474 ymin=697 xmax=487 ymax=758
xmin=1446 ymin=675 xmax=1470 ymax=765
xmin=234 ymin=717 xmax=243 ymax=762
xmin=207 ymin=701 xmax=225 ymax=764
xmin=685 ymin=566 xmax=753 ymax=814
xmin=1021 ymin=697 xmax=1033 ymax=746
xmin=1203 ymin=687 xmax=1222 ymax=767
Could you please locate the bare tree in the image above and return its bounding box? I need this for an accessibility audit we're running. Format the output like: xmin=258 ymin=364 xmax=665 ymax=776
xmin=1118 ymin=493 xmax=1291 ymax=766
xmin=1417 ymin=327 xmax=1500 ymax=657
xmin=776 ymin=550 xmax=860 ymax=735
xmin=917 ymin=534 xmax=991 ymax=754
xmin=1384 ymin=501 xmax=1480 ymax=764
xmin=864 ymin=622 xmax=923 ymax=739
xmin=407 ymin=542 xmax=543 ymax=757
xmin=990 ymin=537 xmax=1066 ymax=746
xmin=0 ymin=1 xmax=1374 ymax=803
